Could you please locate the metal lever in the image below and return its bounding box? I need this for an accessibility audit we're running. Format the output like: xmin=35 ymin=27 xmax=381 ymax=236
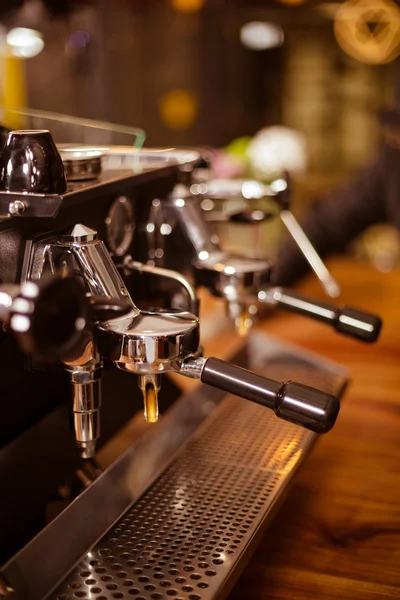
xmin=258 ymin=287 xmax=382 ymax=343
xmin=180 ymin=356 xmax=339 ymax=433
xmin=274 ymin=173 xmax=341 ymax=298
xmin=279 ymin=210 xmax=341 ymax=298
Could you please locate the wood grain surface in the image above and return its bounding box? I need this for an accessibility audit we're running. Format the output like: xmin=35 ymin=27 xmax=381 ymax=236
xmin=224 ymin=258 xmax=400 ymax=599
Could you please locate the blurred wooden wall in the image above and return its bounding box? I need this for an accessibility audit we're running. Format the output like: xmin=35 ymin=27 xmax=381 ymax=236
xmin=23 ymin=1 xmax=396 ymax=174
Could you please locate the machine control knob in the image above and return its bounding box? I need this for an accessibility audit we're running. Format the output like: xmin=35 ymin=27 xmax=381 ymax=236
xmin=2 ymin=275 xmax=130 ymax=360
xmin=9 ymin=276 xmax=88 ymax=360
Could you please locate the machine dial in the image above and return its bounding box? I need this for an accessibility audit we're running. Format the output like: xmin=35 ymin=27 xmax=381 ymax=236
xmin=106 ymin=196 xmax=135 ymax=256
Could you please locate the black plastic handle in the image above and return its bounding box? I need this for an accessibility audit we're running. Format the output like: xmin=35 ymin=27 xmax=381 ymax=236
xmin=268 ymin=289 xmax=382 ymax=343
xmin=201 ymin=357 xmax=339 ymax=434
xmin=229 ymin=210 xmax=274 ymax=224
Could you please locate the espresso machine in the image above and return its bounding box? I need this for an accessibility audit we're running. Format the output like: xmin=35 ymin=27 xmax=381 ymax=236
xmin=0 ymin=118 xmax=381 ymax=600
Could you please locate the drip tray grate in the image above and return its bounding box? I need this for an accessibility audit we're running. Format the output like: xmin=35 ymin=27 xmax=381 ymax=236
xmin=2 ymin=333 xmax=346 ymax=600
xmin=51 ymin=394 xmax=321 ymax=600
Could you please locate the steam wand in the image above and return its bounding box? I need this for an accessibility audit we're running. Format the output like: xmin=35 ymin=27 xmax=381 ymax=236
xmin=121 ymin=256 xmax=200 ymax=316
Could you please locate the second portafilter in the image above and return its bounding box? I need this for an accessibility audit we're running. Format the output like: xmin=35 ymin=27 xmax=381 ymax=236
xmin=199 ymin=171 xmax=382 ymax=342
xmin=158 ymin=180 xmax=382 ymax=343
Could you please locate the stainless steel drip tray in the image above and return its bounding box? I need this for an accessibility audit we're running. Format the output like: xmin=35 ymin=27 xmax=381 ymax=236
xmin=1 ymin=332 xmax=348 ymax=600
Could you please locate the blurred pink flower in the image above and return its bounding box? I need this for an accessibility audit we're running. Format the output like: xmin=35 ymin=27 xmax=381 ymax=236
xmin=211 ymin=150 xmax=246 ymax=178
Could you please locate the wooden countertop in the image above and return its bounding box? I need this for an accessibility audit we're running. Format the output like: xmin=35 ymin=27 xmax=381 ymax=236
xmin=223 ymin=258 xmax=400 ymax=600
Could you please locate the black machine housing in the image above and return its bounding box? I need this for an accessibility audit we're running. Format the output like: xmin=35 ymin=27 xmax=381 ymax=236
xmin=0 ymin=158 xmax=202 ymax=563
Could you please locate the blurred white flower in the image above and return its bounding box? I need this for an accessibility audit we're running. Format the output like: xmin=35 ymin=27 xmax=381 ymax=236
xmin=247 ymin=126 xmax=308 ymax=179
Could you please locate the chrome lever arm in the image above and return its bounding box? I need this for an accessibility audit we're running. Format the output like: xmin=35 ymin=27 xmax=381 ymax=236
xmin=279 ymin=209 xmax=341 ymax=298
xmin=274 ymin=172 xmax=341 ymax=298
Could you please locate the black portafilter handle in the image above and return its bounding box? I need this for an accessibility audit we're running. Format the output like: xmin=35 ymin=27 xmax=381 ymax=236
xmin=200 ymin=357 xmax=339 ymax=433
xmin=262 ymin=288 xmax=382 ymax=343
xmin=3 ymin=276 xmax=130 ymax=360
xmin=229 ymin=209 xmax=274 ymax=224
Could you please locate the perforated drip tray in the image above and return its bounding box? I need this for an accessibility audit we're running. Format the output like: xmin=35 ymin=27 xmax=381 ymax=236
xmin=1 ymin=333 xmax=348 ymax=600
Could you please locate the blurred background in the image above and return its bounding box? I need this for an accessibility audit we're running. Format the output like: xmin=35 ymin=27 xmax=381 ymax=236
xmin=0 ymin=0 xmax=399 ymax=266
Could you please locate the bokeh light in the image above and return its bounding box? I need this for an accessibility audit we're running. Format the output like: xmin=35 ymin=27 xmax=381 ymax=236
xmin=334 ymin=0 xmax=400 ymax=64
xmin=159 ymin=89 xmax=198 ymax=130
xmin=240 ymin=22 xmax=284 ymax=51
xmin=6 ymin=28 xmax=44 ymax=58
xmin=171 ymin=0 xmax=205 ymax=12
xmin=68 ymin=30 xmax=90 ymax=49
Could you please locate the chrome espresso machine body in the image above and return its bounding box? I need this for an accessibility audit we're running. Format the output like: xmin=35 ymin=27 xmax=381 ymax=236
xmin=0 ymin=128 xmax=381 ymax=600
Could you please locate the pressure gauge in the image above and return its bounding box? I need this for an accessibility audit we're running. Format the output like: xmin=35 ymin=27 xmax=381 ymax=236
xmin=106 ymin=196 xmax=135 ymax=256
